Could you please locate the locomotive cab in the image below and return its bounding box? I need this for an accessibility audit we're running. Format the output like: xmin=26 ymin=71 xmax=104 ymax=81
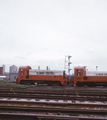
xmin=74 ymin=66 xmax=86 ymax=86
xmin=16 ymin=66 xmax=31 ymax=84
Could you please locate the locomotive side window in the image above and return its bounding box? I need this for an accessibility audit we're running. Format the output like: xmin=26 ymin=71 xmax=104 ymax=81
xmin=40 ymin=72 xmax=44 ymax=75
xmin=21 ymin=72 xmax=24 ymax=75
xmin=50 ymin=72 xmax=54 ymax=75
xmin=21 ymin=69 xmax=24 ymax=71
xmin=77 ymin=73 xmax=81 ymax=76
xmin=77 ymin=69 xmax=81 ymax=76
xmin=46 ymin=72 xmax=49 ymax=75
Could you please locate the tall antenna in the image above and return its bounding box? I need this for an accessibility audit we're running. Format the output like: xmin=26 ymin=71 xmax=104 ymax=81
xmin=64 ymin=55 xmax=72 ymax=84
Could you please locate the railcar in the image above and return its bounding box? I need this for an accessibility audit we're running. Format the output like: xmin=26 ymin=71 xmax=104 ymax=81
xmin=16 ymin=66 xmax=67 ymax=86
xmin=71 ymin=66 xmax=107 ymax=86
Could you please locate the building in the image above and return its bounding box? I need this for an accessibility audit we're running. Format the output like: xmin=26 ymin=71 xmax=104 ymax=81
xmin=9 ymin=73 xmax=18 ymax=81
xmin=0 ymin=65 xmax=5 ymax=75
xmin=9 ymin=65 xmax=18 ymax=81
xmin=0 ymin=67 xmax=3 ymax=75
xmin=2 ymin=64 xmax=5 ymax=75
xmin=10 ymin=65 xmax=18 ymax=73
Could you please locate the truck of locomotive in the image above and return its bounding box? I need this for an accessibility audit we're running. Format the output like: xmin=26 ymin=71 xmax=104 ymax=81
xmin=16 ymin=66 xmax=107 ymax=86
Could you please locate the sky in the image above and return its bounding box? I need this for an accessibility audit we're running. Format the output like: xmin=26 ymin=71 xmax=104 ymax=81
xmin=0 ymin=0 xmax=107 ymax=72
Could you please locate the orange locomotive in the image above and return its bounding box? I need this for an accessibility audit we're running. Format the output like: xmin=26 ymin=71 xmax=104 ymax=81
xmin=71 ymin=66 xmax=107 ymax=86
xmin=16 ymin=66 xmax=67 ymax=85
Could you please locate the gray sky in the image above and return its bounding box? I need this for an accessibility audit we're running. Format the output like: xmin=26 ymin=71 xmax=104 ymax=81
xmin=0 ymin=0 xmax=107 ymax=72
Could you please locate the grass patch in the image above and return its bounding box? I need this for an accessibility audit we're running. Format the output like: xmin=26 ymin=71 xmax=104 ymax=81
xmin=0 ymin=80 xmax=27 ymax=87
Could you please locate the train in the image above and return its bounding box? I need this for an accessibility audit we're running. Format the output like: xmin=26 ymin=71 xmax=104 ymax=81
xmin=72 ymin=66 xmax=107 ymax=86
xmin=16 ymin=66 xmax=107 ymax=86
xmin=16 ymin=66 xmax=67 ymax=86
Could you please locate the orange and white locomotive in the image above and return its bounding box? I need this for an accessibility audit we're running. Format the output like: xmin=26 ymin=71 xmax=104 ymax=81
xmin=72 ymin=66 xmax=107 ymax=86
xmin=16 ymin=66 xmax=67 ymax=86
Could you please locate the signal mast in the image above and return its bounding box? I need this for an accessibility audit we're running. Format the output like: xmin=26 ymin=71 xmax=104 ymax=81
xmin=64 ymin=55 xmax=72 ymax=85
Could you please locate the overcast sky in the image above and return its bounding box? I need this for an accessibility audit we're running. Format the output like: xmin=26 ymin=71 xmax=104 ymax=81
xmin=0 ymin=0 xmax=107 ymax=72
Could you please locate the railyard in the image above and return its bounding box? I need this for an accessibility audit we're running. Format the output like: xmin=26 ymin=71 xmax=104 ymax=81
xmin=0 ymin=86 xmax=107 ymax=120
xmin=1 ymin=0 xmax=107 ymax=119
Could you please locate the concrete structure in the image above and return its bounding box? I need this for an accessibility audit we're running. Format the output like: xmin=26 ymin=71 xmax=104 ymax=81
xmin=9 ymin=73 xmax=18 ymax=81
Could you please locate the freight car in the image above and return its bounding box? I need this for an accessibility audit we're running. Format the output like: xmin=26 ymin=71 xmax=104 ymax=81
xmin=72 ymin=66 xmax=107 ymax=86
xmin=16 ymin=66 xmax=67 ymax=86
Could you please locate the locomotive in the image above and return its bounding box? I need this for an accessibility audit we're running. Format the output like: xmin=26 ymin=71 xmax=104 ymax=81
xmin=72 ymin=66 xmax=107 ymax=86
xmin=16 ymin=66 xmax=67 ymax=85
xmin=16 ymin=66 xmax=107 ymax=86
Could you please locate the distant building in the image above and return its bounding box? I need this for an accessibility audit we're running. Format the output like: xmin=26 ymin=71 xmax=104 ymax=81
xmin=2 ymin=64 xmax=5 ymax=75
xmin=9 ymin=65 xmax=18 ymax=81
xmin=9 ymin=73 xmax=18 ymax=81
xmin=5 ymin=72 xmax=9 ymax=76
xmin=0 ymin=64 xmax=5 ymax=75
xmin=0 ymin=64 xmax=18 ymax=81
xmin=0 ymin=67 xmax=3 ymax=75
xmin=10 ymin=65 xmax=18 ymax=73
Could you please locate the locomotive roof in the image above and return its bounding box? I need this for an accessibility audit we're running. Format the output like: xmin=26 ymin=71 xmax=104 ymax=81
xmin=74 ymin=66 xmax=86 ymax=69
xmin=19 ymin=66 xmax=31 ymax=69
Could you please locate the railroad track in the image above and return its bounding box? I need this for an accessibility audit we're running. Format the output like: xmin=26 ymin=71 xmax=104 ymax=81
xmin=1 ymin=86 xmax=107 ymax=96
xmin=0 ymin=113 xmax=107 ymax=120
xmin=1 ymin=90 xmax=107 ymax=96
xmin=1 ymin=93 xmax=107 ymax=101
xmin=0 ymin=98 xmax=107 ymax=117
xmin=0 ymin=87 xmax=107 ymax=119
xmin=0 ymin=105 xmax=107 ymax=115
xmin=0 ymin=97 xmax=107 ymax=107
